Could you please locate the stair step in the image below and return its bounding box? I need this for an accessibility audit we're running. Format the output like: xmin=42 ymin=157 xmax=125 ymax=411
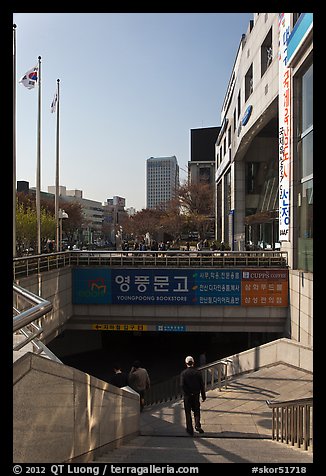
xmin=96 ymin=435 xmax=313 ymax=463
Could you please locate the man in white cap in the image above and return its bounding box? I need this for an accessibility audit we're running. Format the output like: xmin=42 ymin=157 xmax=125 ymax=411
xmin=180 ymin=355 xmax=206 ymax=436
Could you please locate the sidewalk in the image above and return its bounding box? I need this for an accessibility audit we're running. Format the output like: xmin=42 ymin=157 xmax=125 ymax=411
xmin=95 ymin=363 xmax=313 ymax=463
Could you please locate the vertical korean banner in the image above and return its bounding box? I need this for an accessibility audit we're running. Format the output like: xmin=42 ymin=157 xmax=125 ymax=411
xmin=278 ymin=13 xmax=291 ymax=241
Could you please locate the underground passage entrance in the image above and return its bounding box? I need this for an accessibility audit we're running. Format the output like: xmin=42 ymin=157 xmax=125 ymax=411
xmin=48 ymin=330 xmax=282 ymax=385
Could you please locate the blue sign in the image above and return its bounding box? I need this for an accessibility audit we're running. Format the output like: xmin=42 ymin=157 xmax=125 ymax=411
xmin=72 ymin=268 xmax=111 ymax=304
xmin=194 ymin=270 xmax=241 ymax=305
xmin=241 ymin=105 xmax=253 ymax=126
xmin=111 ymin=269 xmax=196 ymax=304
xmin=72 ymin=268 xmax=242 ymax=306
xmin=156 ymin=324 xmax=186 ymax=332
xmin=287 ymin=13 xmax=313 ymax=65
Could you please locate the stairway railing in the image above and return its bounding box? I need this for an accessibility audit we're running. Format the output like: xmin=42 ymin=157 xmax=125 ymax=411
xmin=13 ymin=283 xmax=62 ymax=363
xmin=13 ymin=250 xmax=288 ymax=279
xmin=266 ymin=397 xmax=313 ymax=451
xmin=144 ymin=358 xmax=232 ymax=406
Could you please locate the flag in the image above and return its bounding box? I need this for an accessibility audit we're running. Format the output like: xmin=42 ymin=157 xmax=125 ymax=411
xmin=19 ymin=65 xmax=38 ymax=89
xmin=51 ymin=92 xmax=58 ymax=113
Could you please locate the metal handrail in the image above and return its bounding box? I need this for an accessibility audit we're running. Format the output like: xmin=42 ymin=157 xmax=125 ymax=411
xmin=266 ymin=397 xmax=313 ymax=451
xmin=13 ymin=284 xmax=53 ymax=332
xmin=144 ymin=359 xmax=231 ymax=406
xmin=13 ymin=250 xmax=288 ymax=279
xmin=13 ymin=283 xmax=62 ymax=363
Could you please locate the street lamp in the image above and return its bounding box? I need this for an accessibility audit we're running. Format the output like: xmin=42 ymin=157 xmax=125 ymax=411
xmin=58 ymin=208 xmax=68 ymax=251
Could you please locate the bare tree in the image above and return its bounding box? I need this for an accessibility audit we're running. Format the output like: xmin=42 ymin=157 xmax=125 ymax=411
xmin=177 ymin=181 xmax=215 ymax=240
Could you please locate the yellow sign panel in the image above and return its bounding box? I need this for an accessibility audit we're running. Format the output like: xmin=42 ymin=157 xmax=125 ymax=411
xmin=92 ymin=323 xmax=148 ymax=331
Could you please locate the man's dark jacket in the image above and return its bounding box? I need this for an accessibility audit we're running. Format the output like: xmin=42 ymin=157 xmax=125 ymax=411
xmin=180 ymin=367 xmax=206 ymax=399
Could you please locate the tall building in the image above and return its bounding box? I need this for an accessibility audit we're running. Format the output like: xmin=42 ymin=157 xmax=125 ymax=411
xmin=215 ymin=12 xmax=313 ymax=347
xmin=146 ymin=156 xmax=179 ymax=210
xmin=188 ymin=127 xmax=220 ymax=186
xmin=102 ymin=196 xmax=128 ymax=245
xmin=188 ymin=127 xmax=220 ymax=239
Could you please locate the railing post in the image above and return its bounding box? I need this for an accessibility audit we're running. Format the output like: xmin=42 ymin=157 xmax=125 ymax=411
xmin=217 ymin=363 xmax=222 ymax=391
xmin=275 ymin=407 xmax=280 ymax=441
xmin=271 ymin=408 xmax=275 ymax=440
xmin=290 ymin=405 xmax=295 ymax=446
xmin=280 ymin=407 xmax=284 ymax=442
xmin=224 ymin=363 xmax=227 ymax=390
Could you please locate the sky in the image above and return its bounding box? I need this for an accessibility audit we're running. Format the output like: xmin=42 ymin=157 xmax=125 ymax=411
xmin=13 ymin=12 xmax=253 ymax=211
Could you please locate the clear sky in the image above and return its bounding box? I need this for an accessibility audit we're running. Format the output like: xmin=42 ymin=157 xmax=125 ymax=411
xmin=14 ymin=12 xmax=253 ymax=211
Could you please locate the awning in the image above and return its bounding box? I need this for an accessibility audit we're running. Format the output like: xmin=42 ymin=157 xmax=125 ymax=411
xmin=244 ymin=210 xmax=278 ymax=225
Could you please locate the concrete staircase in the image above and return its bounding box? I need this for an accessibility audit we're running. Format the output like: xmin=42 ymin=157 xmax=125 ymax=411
xmin=94 ymin=363 xmax=313 ymax=464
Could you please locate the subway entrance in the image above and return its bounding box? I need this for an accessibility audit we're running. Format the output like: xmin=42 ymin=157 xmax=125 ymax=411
xmin=49 ymin=330 xmax=282 ymax=385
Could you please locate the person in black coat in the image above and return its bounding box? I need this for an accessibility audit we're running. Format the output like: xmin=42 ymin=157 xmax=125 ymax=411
xmin=128 ymin=360 xmax=151 ymax=411
xmin=110 ymin=363 xmax=129 ymax=388
xmin=180 ymin=355 xmax=206 ymax=436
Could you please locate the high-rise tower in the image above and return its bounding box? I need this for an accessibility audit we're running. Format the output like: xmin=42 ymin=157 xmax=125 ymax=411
xmin=146 ymin=156 xmax=179 ymax=210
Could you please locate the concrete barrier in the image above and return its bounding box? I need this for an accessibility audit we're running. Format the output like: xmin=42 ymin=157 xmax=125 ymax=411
xmin=13 ymin=352 xmax=140 ymax=463
xmin=224 ymin=338 xmax=312 ymax=378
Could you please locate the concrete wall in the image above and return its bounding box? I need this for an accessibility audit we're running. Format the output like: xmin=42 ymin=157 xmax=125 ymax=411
xmin=70 ymin=299 xmax=287 ymax=333
xmin=13 ymin=352 xmax=140 ymax=463
xmin=16 ymin=267 xmax=73 ymax=345
xmin=288 ymin=270 xmax=313 ymax=348
xmin=223 ymin=337 xmax=312 ymax=378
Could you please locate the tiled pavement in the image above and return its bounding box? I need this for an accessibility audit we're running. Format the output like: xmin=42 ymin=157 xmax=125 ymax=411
xmin=95 ymin=363 xmax=313 ymax=464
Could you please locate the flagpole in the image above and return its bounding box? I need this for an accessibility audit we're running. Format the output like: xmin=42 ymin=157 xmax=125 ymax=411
xmin=55 ymin=79 xmax=60 ymax=252
xmin=13 ymin=24 xmax=17 ymax=258
xmin=36 ymin=56 xmax=42 ymax=254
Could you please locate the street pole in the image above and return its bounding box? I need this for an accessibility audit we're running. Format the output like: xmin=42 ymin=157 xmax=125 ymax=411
xmin=55 ymin=79 xmax=60 ymax=251
xmin=13 ymin=24 xmax=17 ymax=257
xmin=36 ymin=56 xmax=42 ymax=254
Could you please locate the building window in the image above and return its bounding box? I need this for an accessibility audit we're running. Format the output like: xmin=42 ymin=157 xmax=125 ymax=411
xmin=224 ymin=169 xmax=232 ymax=215
xmin=296 ymin=62 xmax=313 ymax=272
xmin=216 ymin=181 xmax=223 ymax=242
xmin=261 ymin=28 xmax=273 ymax=77
xmin=246 ymin=162 xmax=260 ymax=194
xmin=224 ymin=170 xmax=232 ymax=246
xmin=293 ymin=13 xmax=301 ymax=26
xmin=237 ymin=90 xmax=241 ymax=119
xmin=245 ymin=64 xmax=253 ymax=101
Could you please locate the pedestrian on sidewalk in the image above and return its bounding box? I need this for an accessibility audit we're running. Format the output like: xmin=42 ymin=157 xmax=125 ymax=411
xmin=128 ymin=360 xmax=150 ymax=411
xmin=180 ymin=355 xmax=206 ymax=436
xmin=110 ymin=363 xmax=129 ymax=388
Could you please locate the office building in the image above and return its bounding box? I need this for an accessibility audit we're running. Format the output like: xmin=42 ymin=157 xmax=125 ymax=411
xmin=102 ymin=196 xmax=128 ymax=245
xmin=188 ymin=127 xmax=220 ymax=187
xmin=215 ymin=12 xmax=313 ymax=346
xmin=146 ymin=156 xmax=179 ymax=210
xmin=47 ymin=185 xmax=103 ymax=243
